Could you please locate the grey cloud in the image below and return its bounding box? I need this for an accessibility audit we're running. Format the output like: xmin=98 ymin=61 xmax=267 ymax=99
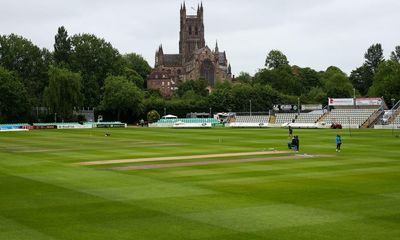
xmin=0 ymin=0 xmax=399 ymax=75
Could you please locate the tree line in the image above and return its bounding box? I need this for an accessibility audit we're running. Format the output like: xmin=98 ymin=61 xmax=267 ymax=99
xmin=0 ymin=27 xmax=399 ymax=123
xmin=248 ymin=45 xmax=399 ymax=105
xmin=0 ymin=27 xmax=150 ymax=123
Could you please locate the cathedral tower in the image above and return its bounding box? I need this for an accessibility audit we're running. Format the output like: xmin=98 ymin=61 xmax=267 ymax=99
xmin=179 ymin=2 xmax=205 ymax=63
xmin=147 ymin=3 xmax=231 ymax=97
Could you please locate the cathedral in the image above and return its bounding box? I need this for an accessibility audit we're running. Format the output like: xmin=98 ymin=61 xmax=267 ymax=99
xmin=147 ymin=2 xmax=232 ymax=97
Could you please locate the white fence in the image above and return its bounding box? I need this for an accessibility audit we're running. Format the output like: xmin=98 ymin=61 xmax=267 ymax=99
xmin=374 ymin=125 xmax=400 ymax=129
xmin=57 ymin=124 xmax=93 ymax=129
xmin=172 ymin=122 xmax=212 ymax=128
xmin=227 ymin=122 xmax=269 ymax=128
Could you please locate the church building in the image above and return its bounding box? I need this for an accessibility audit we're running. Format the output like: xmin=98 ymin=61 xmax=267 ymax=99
xmin=147 ymin=2 xmax=232 ymax=97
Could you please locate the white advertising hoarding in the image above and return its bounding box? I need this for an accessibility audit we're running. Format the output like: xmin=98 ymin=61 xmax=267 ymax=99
xmin=301 ymin=104 xmax=323 ymax=111
xmin=328 ymin=97 xmax=383 ymax=106
xmin=328 ymin=98 xmax=383 ymax=106
xmin=328 ymin=98 xmax=354 ymax=106
xmin=355 ymin=98 xmax=383 ymax=106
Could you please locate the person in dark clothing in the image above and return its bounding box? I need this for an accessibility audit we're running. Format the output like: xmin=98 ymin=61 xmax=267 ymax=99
xmin=288 ymin=126 xmax=293 ymax=137
xmin=295 ymin=136 xmax=300 ymax=151
xmin=291 ymin=136 xmax=298 ymax=152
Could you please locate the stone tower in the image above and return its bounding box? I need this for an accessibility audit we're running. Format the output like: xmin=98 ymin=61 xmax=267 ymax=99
xmin=147 ymin=2 xmax=232 ymax=97
xmin=179 ymin=2 xmax=205 ymax=63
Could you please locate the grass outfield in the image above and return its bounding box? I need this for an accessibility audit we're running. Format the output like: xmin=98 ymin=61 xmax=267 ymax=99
xmin=0 ymin=128 xmax=399 ymax=239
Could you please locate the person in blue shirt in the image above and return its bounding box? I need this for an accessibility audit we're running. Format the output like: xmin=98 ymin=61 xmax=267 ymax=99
xmin=336 ymin=134 xmax=342 ymax=152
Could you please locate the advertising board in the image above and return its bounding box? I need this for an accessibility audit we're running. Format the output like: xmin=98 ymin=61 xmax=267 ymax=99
xmin=328 ymin=98 xmax=354 ymax=106
xmin=355 ymin=98 xmax=383 ymax=106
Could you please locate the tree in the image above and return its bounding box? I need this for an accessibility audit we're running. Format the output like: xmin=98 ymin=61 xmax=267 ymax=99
xmin=145 ymin=89 xmax=162 ymax=98
xmin=147 ymin=110 xmax=160 ymax=123
xmin=122 ymin=53 xmax=151 ymax=82
xmin=265 ymin=50 xmax=289 ymax=69
xmin=143 ymin=96 xmax=166 ymax=118
xmin=293 ymin=66 xmax=322 ymax=93
xmin=235 ymin=72 xmax=252 ymax=84
xmin=349 ymin=44 xmax=385 ymax=96
xmin=101 ymin=76 xmax=144 ymax=120
xmin=230 ymin=84 xmax=258 ymax=111
xmin=320 ymin=66 xmax=346 ymax=84
xmin=181 ymin=90 xmax=204 ymax=100
xmin=0 ymin=67 xmax=29 ymax=122
xmin=44 ymin=67 xmax=83 ymax=121
xmin=368 ymin=60 xmax=400 ymax=103
xmin=323 ymin=70 xmax=353 ymax=98
xmin=208 ymin=83 xmax=283 ymax=113
xmin=323 ymin=66 xmax=346 ymax=77
xmin=0 ymin=34 xmax=50 ymax=104
xmin=364 ymin=43 xmax=384 ymax=74
xmin=254 ymin=66 xmax=301 ymax=96
xmin=251 ymin=84 xmax=283 ymax=110
xmin=121 ymin=67 xmax=144 ymax=88
xmin=208 ymin=83 xmax=234 ymax=112
xmin=53 ymin=26 xmax=71 ymax=66
xmin=175 ymin=79 xmax=209 ymax=97
xmin=69 ymin=34 xmax=123 ymax=106
xmin=390 ymin=46 xmax=400 ymax=62
xmin=349 ymin=64 xmax=374 ymax=95
xmin=307 ymin=87 xmax=327 ymax=104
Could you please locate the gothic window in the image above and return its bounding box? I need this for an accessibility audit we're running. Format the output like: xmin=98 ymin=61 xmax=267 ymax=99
xmin=189 ymin=27 xmax=192 ymax=35
xmin=200 ymin=59 xmax=215 ymax=87
xmin=195 ymin=27 xmax=198 ymax=35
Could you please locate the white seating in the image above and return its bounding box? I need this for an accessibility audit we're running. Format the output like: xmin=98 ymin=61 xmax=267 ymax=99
xmin=275 ymin=113 xmax=322 ymax=124
xmin=393 ymin=114 xmax=400 ymax=124
xmin=275 ymin=113 xmax=297 ymax=124
xmin=295 ymin=113 xmax=323 ymax=123
xmin=323 ymin=109 xmax=377 ymax=126
xmin=235 ymin=115 xmax=270 ymax=123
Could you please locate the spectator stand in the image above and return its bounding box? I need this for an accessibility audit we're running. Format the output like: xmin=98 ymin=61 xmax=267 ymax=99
xmin=149 ymin=117 xmax=220 ymax=128
xmin=269 ymin=104 xmax=325 ymax=128
xmin=228 ymin=112 xmax=270 ymax=128
xmin=375 ymin=99 xmax=400 ymax=129
xmin=322 ymin=97 xmax=386 ymax=129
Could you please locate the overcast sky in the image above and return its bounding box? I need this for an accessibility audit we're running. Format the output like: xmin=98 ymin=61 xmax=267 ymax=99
xmin=1 ymin=0 xmax=399 ymax=75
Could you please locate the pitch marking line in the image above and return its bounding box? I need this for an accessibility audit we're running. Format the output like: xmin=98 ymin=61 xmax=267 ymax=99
xmin=112 ymin=154 xmax=333 ymax=171
xmin=78 ymin=151 xmax=292 ymax=166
